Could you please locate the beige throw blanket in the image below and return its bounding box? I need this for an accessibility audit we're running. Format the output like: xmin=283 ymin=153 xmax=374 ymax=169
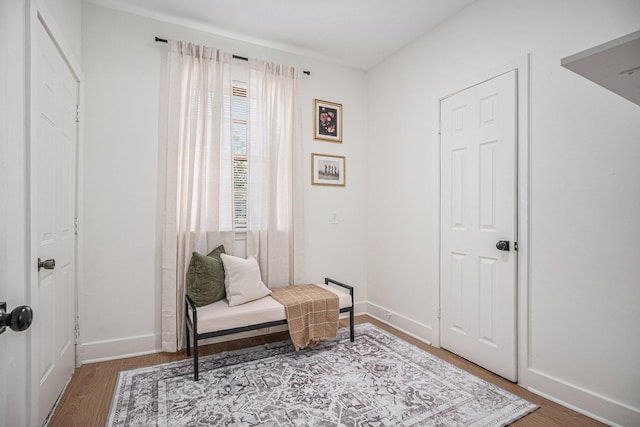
xmin=271 ymin=284 xmax=339 ymax=351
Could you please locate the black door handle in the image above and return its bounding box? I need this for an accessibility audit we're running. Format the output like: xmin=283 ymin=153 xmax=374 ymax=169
xmin=0 ymin=302 xmax=33 ymax=335
xmin=496 ymin=240 xmax=510 ymax=251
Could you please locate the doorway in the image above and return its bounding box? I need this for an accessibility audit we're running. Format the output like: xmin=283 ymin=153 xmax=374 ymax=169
xmin=31 ymin=15 xmax=80 ymax=425
xmin=439 ymin=70 xmax=518 ymax=381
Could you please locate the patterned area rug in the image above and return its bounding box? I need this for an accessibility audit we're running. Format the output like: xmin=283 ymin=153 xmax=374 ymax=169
xmin=107 ymin=323 xmax=537 ymax=426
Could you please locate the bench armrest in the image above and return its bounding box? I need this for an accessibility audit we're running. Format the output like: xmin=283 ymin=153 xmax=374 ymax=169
xmin=325 ymin=277 xmax=354 ymax=307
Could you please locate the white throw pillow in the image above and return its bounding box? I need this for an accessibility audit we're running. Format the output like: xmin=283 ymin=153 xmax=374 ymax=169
xmin=220 ymin=254 xmax=272 ymax=307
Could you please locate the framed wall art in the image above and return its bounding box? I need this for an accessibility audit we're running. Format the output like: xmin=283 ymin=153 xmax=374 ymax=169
xmin=312 ymin=153 xmax=345 ymax=186
xmin=313 ymin=99 xmax=342 ymax=143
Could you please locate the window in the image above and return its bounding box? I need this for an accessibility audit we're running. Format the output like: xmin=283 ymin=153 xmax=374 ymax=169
xmin=231 ymin=83 xmax=248 ymax=229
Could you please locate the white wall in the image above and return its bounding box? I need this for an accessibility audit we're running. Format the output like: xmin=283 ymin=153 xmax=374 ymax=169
xmin=366 ymin=0 xmax=640 ymax=425
xmin=80 ymin=4 xmax=368 ymax=361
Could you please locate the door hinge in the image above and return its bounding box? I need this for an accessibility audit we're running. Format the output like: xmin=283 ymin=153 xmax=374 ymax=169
xmin=74 ymin=317 xmax=80 ymax=343
xmin=74 ymin=217 xmax=79 ymax=235
xmin=436 ymin=306 xmax=441 ymax=319
xmin=75 ymin=105 xmax=80 ymax=123
xmin=514 ymin=241 xmax=518 ymax=251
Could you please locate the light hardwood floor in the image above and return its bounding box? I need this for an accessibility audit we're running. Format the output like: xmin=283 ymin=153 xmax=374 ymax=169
xmin=49 ymin=315 xmax=604 ymax=426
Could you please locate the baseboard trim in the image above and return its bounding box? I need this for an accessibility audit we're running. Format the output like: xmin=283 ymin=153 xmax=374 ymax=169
xmin=81 ymin=333 xmax=161 ymax=364
xmin=364 ymin=301 xmax=433 ymax=345
xmin=525 ymin=368 xmax=639 ymax=427
xmin=353 ymin=301 xmax=367 ymax=315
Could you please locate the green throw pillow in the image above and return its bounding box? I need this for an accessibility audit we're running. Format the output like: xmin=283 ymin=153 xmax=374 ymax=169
xmin=207 ymin=244 xmax=225 ymax=259
xmin=186 ymin=245 xmax=226 ymax=307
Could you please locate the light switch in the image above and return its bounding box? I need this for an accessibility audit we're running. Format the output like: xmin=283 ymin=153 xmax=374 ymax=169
xmin=331 ymin=212 xmax=339 ymax=224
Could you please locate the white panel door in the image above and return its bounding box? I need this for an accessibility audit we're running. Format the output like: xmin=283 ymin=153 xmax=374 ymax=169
xmin=440 ymin=70 xmax=517 ymax=381
xmin=34 ymin=20 xmax=77 ymax=424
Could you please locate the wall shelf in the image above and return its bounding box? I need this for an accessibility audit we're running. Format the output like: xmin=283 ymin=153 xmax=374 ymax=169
xmin=561 ymin=30 xmax=640 ymax=106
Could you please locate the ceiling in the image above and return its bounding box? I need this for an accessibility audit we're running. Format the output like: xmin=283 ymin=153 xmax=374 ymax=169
xmin=85 ymin=0 xmax=477 ymax=70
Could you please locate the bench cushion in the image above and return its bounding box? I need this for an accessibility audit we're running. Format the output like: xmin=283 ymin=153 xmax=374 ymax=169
xmin=190 ymin=284 xmax=352 ymax=334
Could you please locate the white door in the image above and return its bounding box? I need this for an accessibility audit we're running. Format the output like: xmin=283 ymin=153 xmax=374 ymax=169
xmin=440 ymin=70 xmax=517 ymax=381
xmin=33 ymin=20 xmax=78 ymax=424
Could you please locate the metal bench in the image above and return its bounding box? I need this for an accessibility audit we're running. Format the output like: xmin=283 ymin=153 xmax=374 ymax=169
xmin=184 ymin=278 xmax=355 ymax=381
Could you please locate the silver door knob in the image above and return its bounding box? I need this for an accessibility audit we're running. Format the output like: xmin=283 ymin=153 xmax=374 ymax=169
xmin=37 ymin=258 xmax=56 ymax=271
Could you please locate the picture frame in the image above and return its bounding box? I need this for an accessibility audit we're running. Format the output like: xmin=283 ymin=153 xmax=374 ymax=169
xmin=312 ymin=153 xmax=346 ymax=186
xmin=313 ymin=99 xmax=342 ymax=143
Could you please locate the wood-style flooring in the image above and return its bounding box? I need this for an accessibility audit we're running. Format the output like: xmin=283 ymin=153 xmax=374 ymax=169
xmin=48 ymin=315 xmax=604 ymax=426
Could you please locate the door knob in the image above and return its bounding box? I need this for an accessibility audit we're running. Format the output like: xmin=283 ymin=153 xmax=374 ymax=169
xmin=496 ymin=240 xmax=510 ymax=251
xmin=38 ymin=258 xmax=56 ymax=271
xmin=0 ymin=302 xmax=33 ymax=335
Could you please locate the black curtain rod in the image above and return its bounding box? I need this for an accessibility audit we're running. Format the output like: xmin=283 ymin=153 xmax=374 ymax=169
xmin=155 ymin=37 xmax=311 ymax=75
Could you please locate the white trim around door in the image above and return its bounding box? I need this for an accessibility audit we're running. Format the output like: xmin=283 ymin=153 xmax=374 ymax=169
xmin=433 ymin=54 xmax=531 ymax=385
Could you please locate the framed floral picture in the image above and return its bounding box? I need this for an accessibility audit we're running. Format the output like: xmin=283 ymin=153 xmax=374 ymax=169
xmin=312 ymin=153 xmax=345 ymax=186
xmin=313 ymin=99 xmax=342 ymax=143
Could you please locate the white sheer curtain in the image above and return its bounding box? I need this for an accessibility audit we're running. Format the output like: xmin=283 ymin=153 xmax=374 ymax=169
xmin=162 ymin=45 xmax=305 ymax=352
xmin=246 ymin=59 xmax=305 ymax=289
xmin=161 ymin=41 xmax=232 ymax=352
